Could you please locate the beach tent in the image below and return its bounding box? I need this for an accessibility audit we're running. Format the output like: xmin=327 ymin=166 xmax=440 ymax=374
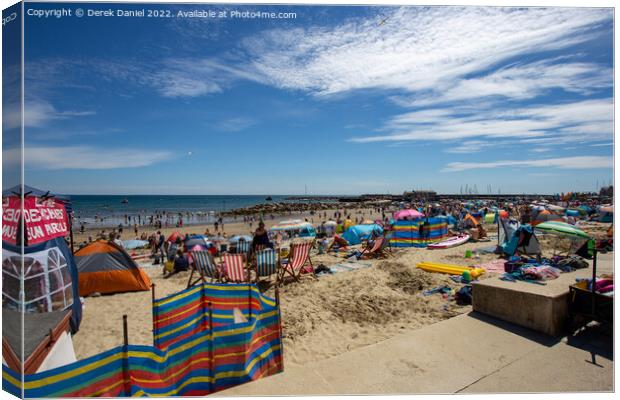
xmin=598 ymin=206 xmax=613 ymax=223
xmin=531 ymin=210 xmax=562 ymax=226
xmin=2 ymin=237 xmax=82 ymax=332
xmin=341 ymin=224 xmax=383 ymax=245
xmin=462 ymin=213 xmax=480 ymax=228
xmin=74 ymin=240 xmax=151 ymax=296
xmin=390 ymin=217 xmax=448 ymax=247
xmin=497 ymin=219 xmax=541 ymax=256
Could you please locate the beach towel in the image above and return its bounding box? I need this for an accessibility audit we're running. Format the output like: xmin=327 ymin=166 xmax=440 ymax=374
xmin=474 ymin=259 xmax=506 ymax=273
xmin=329 ymin=261 xmax=373 ymax=274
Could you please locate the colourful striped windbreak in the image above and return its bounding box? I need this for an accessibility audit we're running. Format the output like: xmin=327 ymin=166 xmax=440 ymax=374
xmin=390 ymin=218 xmax=449 ymax=247
xmin=3 ymin=283 xmax=283 ymax=397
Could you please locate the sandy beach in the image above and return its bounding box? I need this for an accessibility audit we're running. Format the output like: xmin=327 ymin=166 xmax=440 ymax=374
xmin=71 ymin=219 xmax=611 ymax=366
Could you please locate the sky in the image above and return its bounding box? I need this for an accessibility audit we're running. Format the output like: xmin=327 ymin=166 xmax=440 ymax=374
xmin=4 ymin=3 xmax=614 ymax=195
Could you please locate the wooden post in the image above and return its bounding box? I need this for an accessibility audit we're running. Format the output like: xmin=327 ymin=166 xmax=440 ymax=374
xmin=151 ymin=284 xmax=157 ymax=344
xmin=248 ymin=284 xmax=252 ymax=321
xmin=275 ymin=287 xmax=284 ymax=371
xmin=68 ymin=214 xmax=75 ymax=254
xmin=591 ymin=248 xmax=597 ymax=317
xmin=122 ymin=315 xmax=130 ymax=397
xmin=208 ymin=302 xmax=214 ymax=390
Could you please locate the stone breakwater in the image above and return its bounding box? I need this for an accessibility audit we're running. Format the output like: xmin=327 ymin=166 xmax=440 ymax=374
xmin=221 ymin=201 xmax=386 ymax=217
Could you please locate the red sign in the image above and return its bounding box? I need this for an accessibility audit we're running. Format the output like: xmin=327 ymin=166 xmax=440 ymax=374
xmin=2 ymin=196 xmax=69 ymax=246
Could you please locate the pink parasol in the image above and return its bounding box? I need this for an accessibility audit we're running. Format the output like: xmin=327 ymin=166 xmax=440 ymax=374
xmin=394 ymin=209 xmax=425 ymax=220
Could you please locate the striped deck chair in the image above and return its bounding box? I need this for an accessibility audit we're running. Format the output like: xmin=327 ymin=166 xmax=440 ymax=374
xmin=187 ymin=250 xmax=220 ymax=288
xmin=222 ymin=253 xmax=248 ymax=283
xmin=254 ymin=248 xmax=278 ymax=284
xmin=280 ymin=241 xmax=315 ymax=282
xmin=361 ymin=237 xmax=391 ymax=259
xmin=235 ymin=240 xmax=251 ymax=257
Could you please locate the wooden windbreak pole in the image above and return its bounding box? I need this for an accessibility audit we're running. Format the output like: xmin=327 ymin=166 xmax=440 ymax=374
xmin=275 ymin=286 xmax=284 ymax=371
xmin=151 ymin=284 xmax=157 ymax=344
xmin=208 ymin=302 xmax=214 ymax=390
xmin=122 ymin=315 xmax=130 ymax=397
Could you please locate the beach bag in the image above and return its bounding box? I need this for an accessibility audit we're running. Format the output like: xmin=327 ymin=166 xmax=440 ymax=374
xmin=455 ymin=285 xmax=473 ymax=305
xmin=164 ymin=260 xmax=174 ymax=273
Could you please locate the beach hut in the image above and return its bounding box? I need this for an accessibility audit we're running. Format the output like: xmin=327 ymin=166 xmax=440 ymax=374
xmin=341 ymin=224 xmax=383 ymax=245
xmin=269 ymin=220 xmax=316 ymax=238
xmin=74 ymin=240 xmax=152 ymax=296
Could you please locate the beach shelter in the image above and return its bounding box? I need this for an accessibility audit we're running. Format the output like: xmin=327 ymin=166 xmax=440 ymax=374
xmin=394 ymin=209 xmax=424 ymax=220
xmin=185 ymin=234 xmax=213 ymax=249
xmin=74 ymin=240 xmax=151 ymax=296
xmin=531 ymin=210 xmax=562 ymax=226
xmin=462 ymin=213 xmax=480 ymax=228
xmin=497 ymin=219 xmax=541 ymax=256
xmin=599 ymin=206 xmax=613 ymax=223
xmin=341 ymin=224 xmax=383 ymax=245
xmin=2 ymin=237 xmax=82 ymax=332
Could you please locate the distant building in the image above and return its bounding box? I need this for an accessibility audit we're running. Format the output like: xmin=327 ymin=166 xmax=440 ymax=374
xmin=600 ymin=185 xmax=613 ymax=198
xmin=403 ymin=190 xmax=438 ymax=201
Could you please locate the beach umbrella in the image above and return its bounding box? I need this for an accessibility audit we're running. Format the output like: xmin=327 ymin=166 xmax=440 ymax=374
xmin=547 ymin=204 xmax=565 ymax=212
xmin=324 ymin=221 xmax=338 ymax=226
xmin=185 ymin=235 xmax=211 ymax=249
xmin=600 ymin=205 xmax=614 ymax=213
xmin=123 ymin=239 xmax=149 ymax=250
xmin=228 ymin=235 xmax=252 ymax=243
xmin=534 ymin=221 xmax=590 ymax=239
xmin=361 ymin=219 xmax=375 ymax=225
xmin=394 ymin=209 xmax=424 ymax=220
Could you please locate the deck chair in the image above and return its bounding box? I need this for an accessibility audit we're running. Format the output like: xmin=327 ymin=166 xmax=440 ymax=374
xmin=235 ymin=240 xmax=251 ymax=257
xmin=254 ymin=248 xmax=279 ymax=284
xmin=360 ymin=237 xmax=385 ymax=259
xmin=222 ymin=253 xmax=248 ymax=283
xmin=280 ymin=241 xmax=315 ymax=282
xmin=187 ymin=250 xmax=221 ymax=287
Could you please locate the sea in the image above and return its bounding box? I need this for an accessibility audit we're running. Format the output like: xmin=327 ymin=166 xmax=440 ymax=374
xmin=70 ymin=195 xmax=334 ymax=228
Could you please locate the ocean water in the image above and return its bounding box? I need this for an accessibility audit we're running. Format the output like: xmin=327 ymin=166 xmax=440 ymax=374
xmin=70 ymin=195 xmax=309 ymax=227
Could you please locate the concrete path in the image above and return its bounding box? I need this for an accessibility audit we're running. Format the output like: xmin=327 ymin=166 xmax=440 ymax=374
xmin=217 ymin=253 xmax=614 ymax=396
xmin=218 ymin=311 xmax=612 ymax=396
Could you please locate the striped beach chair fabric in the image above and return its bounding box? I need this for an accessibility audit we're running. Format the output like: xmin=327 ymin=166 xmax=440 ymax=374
xmin=187 ymin=250 xmax=220 ymax=287
xmin=236 ymin=240 xmax=251 ymax=256
xmin=255 ymin=249 xmax=278 ymax=283
xmin=281 ymin=241 xmax=315 ymax=282
xmin=223 ymin=253 xmax=248 ymax=283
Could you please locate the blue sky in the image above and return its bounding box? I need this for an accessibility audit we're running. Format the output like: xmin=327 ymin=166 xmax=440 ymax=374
xmin=7 ymin=3 xmax=614 ymax=195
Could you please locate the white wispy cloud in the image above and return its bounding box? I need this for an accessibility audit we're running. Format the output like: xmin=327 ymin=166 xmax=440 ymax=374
xmin=3 ymin=100 xmax=95 ymax=130
xmin=241 ymin=7 xmax=610 ymax=96
xmin=351 ymin=98 xmax=613 ymax=144
xmin=214 ymin=117 xmax=257 ymax=132
xmin=442 ymin=156 xmax=612 ymax=172
xmin=3 ymin=146 xmax=173 ymax=170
